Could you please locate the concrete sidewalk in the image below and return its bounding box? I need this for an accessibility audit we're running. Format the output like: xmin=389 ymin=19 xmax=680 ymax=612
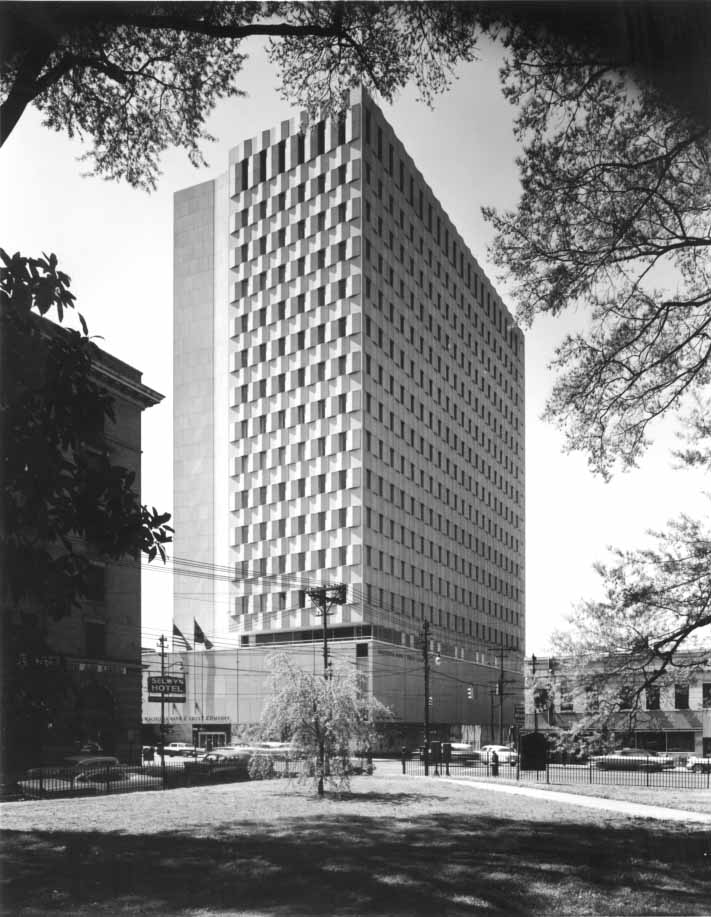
xmin=425 ymin=775 xmax=711 ymax=824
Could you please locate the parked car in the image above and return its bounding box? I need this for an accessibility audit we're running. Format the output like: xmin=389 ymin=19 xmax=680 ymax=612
xmin=480 ymin=745 xmax=518 ymax=765
xmin=162 ymin=742 xmax=201 ymax=757
xmin=184 ymin=751 xmax=250 ymax=780
xmin=686 ymin=755 xmax=711 ymax=774
xmin=17 ymin=757 xmax=163 ymax=798
xmin=589 ymin=748 xmax=674 ymax=770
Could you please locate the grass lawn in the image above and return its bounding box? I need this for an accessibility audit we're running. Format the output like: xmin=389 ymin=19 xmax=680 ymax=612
xmin=1 ymin=776 xmax=710 ymax=916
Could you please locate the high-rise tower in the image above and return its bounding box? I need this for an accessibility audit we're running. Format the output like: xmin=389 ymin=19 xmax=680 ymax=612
xmin=173 ymin=88 xmax=524 ymax=736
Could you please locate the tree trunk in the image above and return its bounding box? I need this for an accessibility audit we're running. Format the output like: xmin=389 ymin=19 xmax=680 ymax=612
xmin=0 ymin=34 xmax=58 ymax=148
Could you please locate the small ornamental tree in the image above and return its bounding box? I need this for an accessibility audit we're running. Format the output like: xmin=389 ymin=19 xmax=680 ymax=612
xmin=255 ymin=653 xmax=390 ymax=796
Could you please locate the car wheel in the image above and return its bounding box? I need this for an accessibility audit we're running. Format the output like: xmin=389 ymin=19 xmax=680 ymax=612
xmin=691 ymin=764 xmax=701 ymax=773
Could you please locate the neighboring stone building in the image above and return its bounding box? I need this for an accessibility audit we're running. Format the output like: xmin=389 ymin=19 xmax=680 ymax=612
xmin=524 ymin=654 xmax=711 ymax=757
xmin=172 ymin=87 xmax=525 ymax=742
xmin=1 ymin=316 xmax=162 ymax=769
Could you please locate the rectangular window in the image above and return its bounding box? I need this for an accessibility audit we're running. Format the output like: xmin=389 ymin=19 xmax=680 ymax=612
xmin=84 ymin=564 xmax=106 ymax=601
xmin=646 ymin=684 xmax=660 ymax=710
xmin=675 ymin=683 xmax=690 ymax=709
xmin=703 ymin=683 xmax=711 ymax=708
xmin=85 ymin=621 xmax=106 ymax=658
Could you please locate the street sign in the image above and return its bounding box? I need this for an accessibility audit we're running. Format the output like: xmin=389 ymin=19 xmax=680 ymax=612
xmin=513 ymin=702 xmax=526 ymax=727
xmin=148 ymin=675 xmax=186 ymax=703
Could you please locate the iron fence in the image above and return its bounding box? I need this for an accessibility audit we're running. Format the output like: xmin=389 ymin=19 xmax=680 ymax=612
xmin=6 ymin=751 xmax=374 ymax=801
xmin=401 ymin=754 xmax=711 ymax=789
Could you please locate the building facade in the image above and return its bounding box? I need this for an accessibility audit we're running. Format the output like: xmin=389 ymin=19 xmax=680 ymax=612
xmin=1 ymin=316 xmax=162 ymax=770
xmin=524 ymin=655 xmax=711 ymax=757
xmin=172 ymin=88 xmax=525 ymax=739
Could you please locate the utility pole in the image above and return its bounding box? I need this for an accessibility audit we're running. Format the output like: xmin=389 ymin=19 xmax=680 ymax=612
xmin=499 ymin=646 xmax=505 ymax=744
xmin=158 ymin=634 xmax=167 ymax=786
xmin=307 ymin=584 xmax=347 ymax=680
xmin=419 ymin=619 xmax=431 ymax=776
xmin=531 ymin=654 xmax=539 ymax=733
xmin=490 ymin=689 xmax=495 ymax=743
xmin=306 ymin=584 xmax=347 ymax=795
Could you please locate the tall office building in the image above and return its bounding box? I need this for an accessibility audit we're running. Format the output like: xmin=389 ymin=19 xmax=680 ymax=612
xmin=173 ymin=88 xmax=524 ymax=740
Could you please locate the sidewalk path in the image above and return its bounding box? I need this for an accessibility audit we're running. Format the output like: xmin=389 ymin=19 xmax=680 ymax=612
xmin=421 ymin=775 xmax=711 ymax=824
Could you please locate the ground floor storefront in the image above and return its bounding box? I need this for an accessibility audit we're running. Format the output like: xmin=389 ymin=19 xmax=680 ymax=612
xmin=142 ymin=639 xmax=524 ymax=754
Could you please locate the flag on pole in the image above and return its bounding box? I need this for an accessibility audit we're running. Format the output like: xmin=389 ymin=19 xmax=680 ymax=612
xmin=172 ymin=622 xmax=192 ymax=651
xmin=194 ymin=619 xmax=214 ymax=650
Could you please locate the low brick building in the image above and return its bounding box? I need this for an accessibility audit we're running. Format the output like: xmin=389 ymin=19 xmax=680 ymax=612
xmin=1 ymin=315 xmax=162 ymax=770
xmin=524 ymin=654 xmax=711 ymax=757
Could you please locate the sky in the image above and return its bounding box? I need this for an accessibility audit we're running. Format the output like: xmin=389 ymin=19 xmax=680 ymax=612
xmin=2 ymin=38 xmax=707 ymax=655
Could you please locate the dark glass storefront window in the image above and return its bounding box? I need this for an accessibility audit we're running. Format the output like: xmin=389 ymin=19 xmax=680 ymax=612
xmin=666 ymin=732 xmax=694 ymax=752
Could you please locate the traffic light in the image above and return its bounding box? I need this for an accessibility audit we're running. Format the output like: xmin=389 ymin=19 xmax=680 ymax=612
xmin=466 ymin=685 xmax=473 ymax=700
xmin=428 ymin=695 xmax=433 ymax=707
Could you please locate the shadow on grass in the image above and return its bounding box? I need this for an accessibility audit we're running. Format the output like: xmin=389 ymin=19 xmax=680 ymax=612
xmin=269 ymin=789 xmax=440 ymax=806
xmin=2 ymin=809 xmax=710 ymax=916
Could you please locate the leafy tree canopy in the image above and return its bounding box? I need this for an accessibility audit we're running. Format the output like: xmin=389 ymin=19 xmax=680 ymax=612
xmin=255 ymin=654 xmax=390 ymax=796
xmin=485 ymin=17 xmax=711 ymax=476
xmin=0 ymin=1 xmax=481 ymax=189
xmin=550 ymin=513 xmax=711 ymax=734
xmin=1 ymin=249 xmax=173 ymax=619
